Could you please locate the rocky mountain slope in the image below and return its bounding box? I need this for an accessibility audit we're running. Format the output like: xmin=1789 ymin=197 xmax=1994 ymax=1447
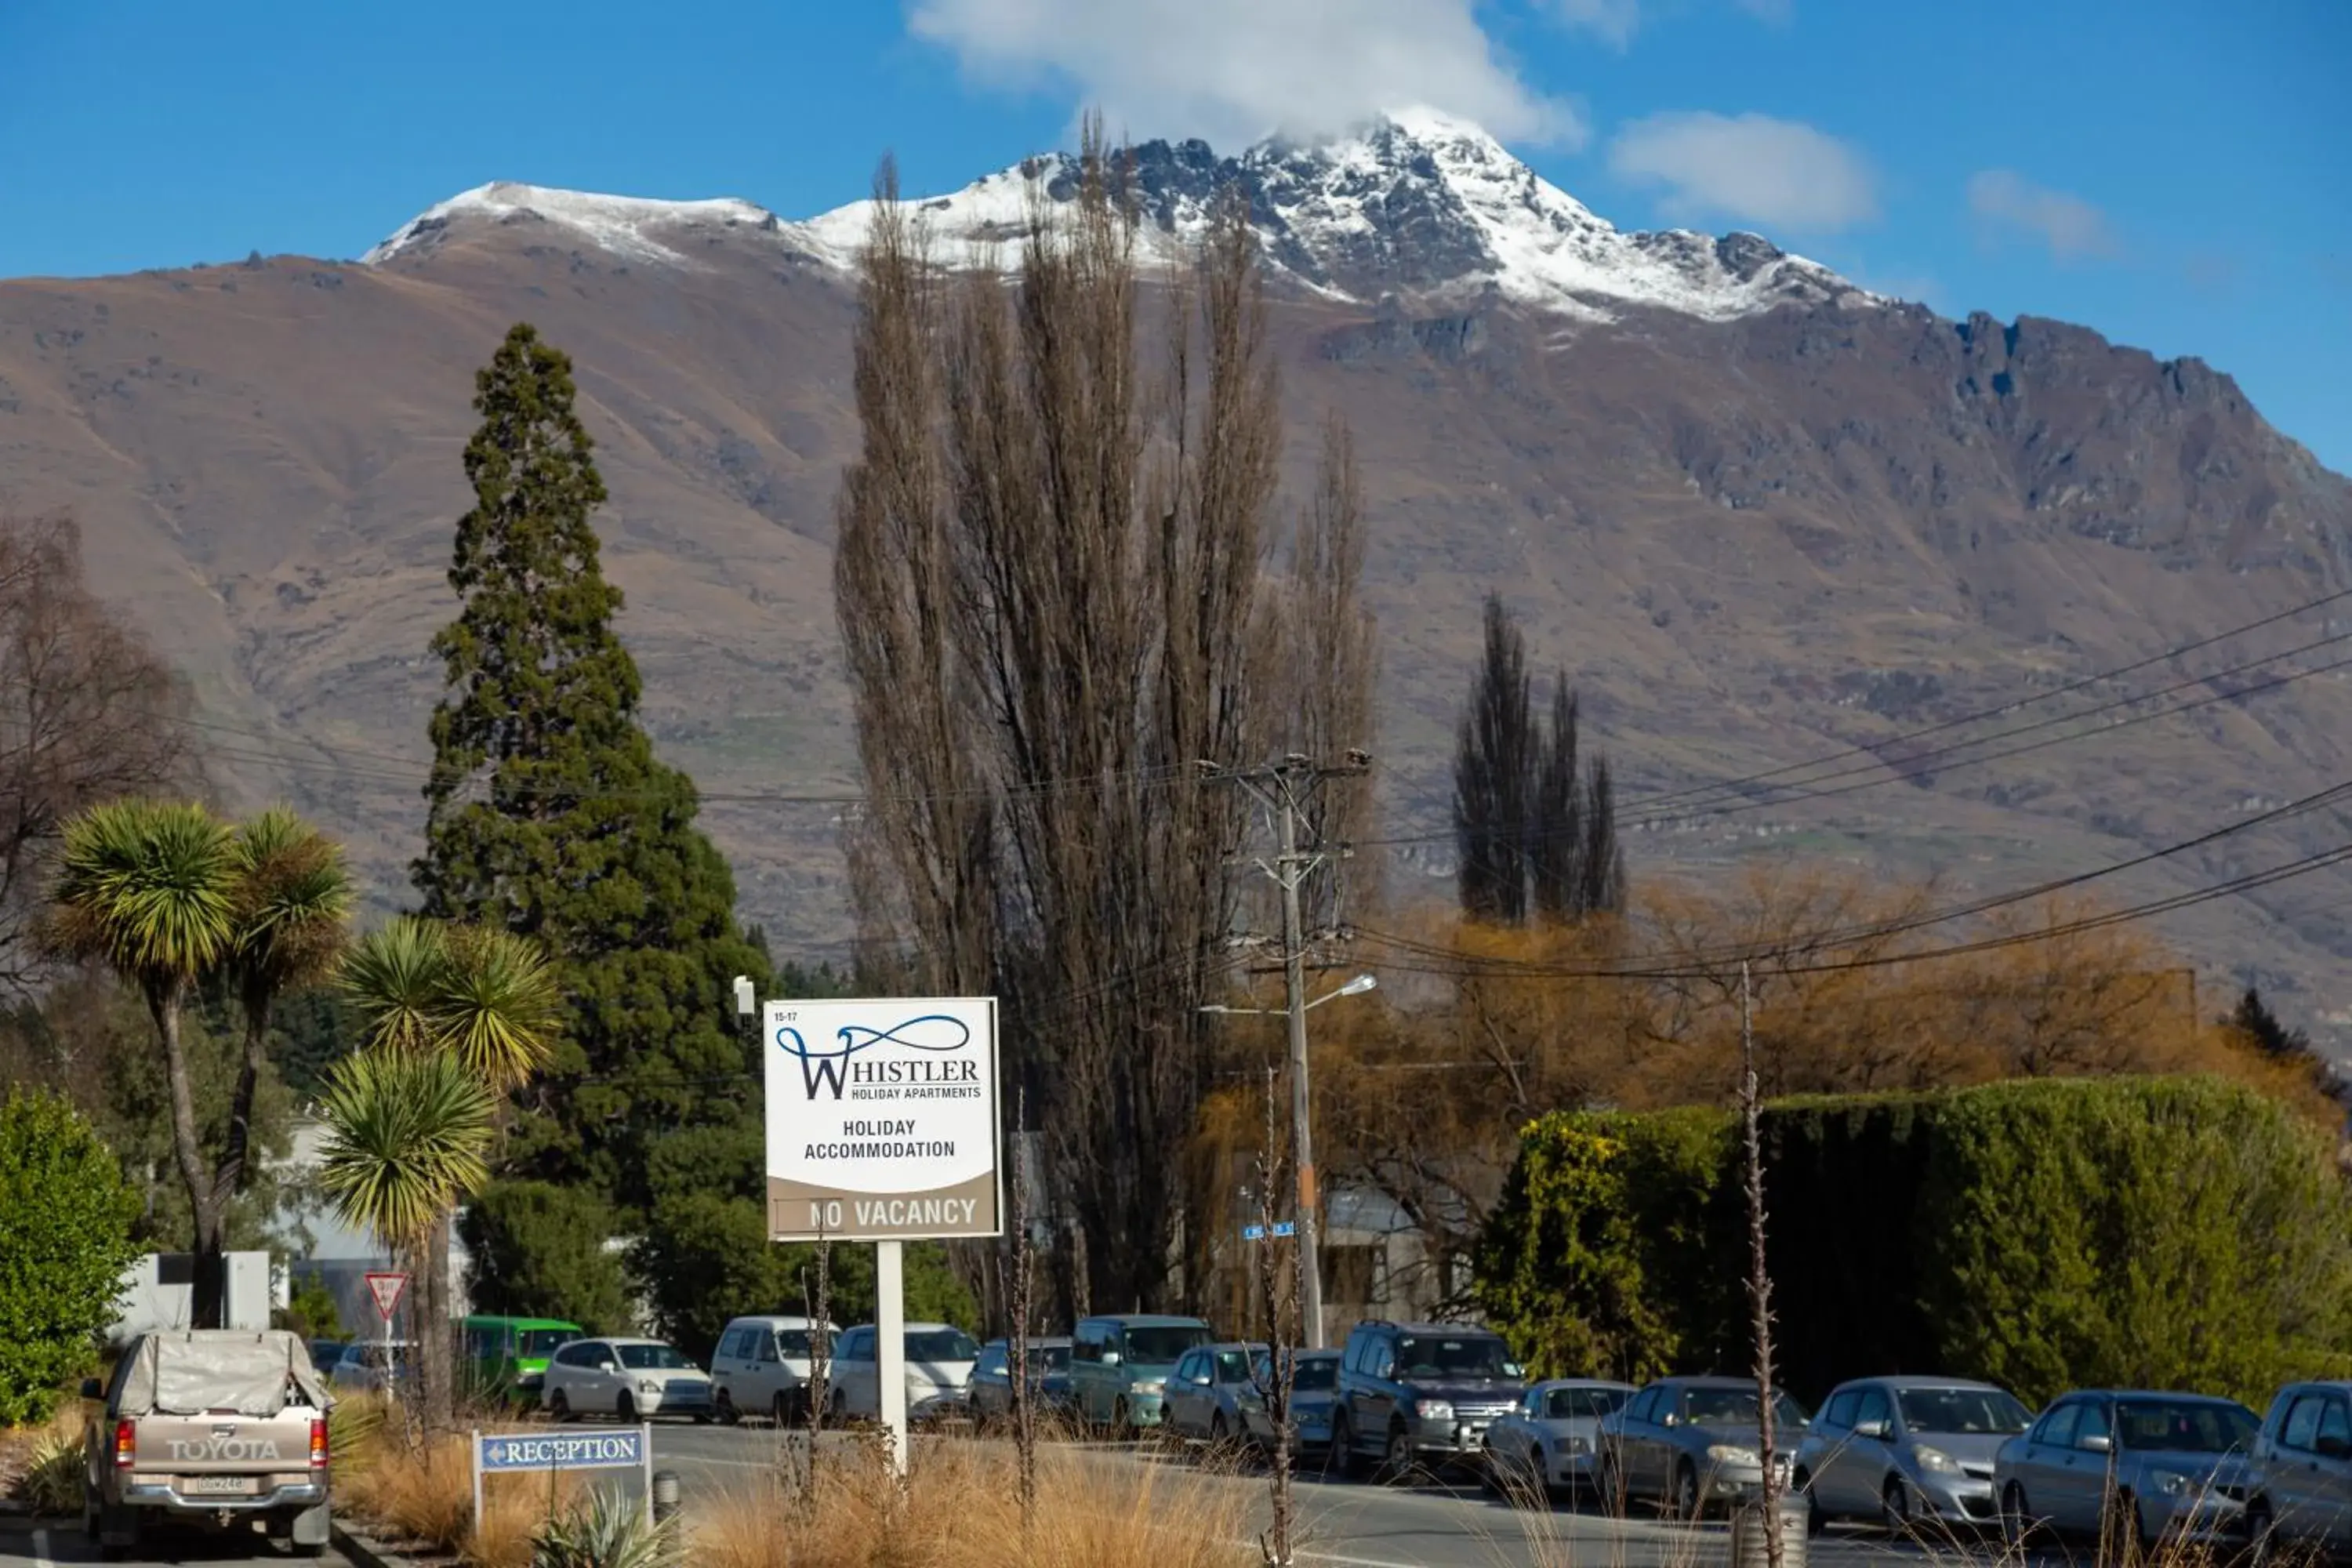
xmin=6 ymin=114 xmax=2351 ymax=1029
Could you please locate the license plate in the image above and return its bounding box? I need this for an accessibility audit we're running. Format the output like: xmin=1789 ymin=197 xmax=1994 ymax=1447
xmin=183 ymin=1475 xmax=254 ymax=1495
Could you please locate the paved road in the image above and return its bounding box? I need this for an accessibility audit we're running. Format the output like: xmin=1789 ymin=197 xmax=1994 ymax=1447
xmin=0 ymin=1521 xmax=352 ymax=1566
xmin=637 ymin=1421 xmax=2065 ymax=1568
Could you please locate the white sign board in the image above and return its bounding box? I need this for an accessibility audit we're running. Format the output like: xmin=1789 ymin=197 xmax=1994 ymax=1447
xmin=365 ymin=1271 xmax=408 ymax=1323
xmin=764 ymin=997 xmax=1001 ymax=1242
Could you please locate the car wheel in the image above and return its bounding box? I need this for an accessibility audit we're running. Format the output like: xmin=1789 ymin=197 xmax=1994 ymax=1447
xmin=617 ymin=1391 xmax=637 ymax=1424
xmin=829 ymin=1389 xmax=848 ymax=1425
xmin=772 ymin=1391 xmax=793 ymax=1428
xmin=549 ymin=1388 xmax=572 ymax=1422
xmin=715 ymin=1389 xmax=739 ymax=1426
xmin=1330 ymin=1412 xmax=1363 ymax=1480
xmin=1530 ymin=1445 xmax=1555 ymax=1502
xmin=2002 ymin=1483 xmax=2037 ymax=1548
xmin=1675 ymin=1460 xmax=1702 ymax=1522
xmin=1383 ymin=1425 xmax=1416 ymax=1486
xmin=2245 ymin=1496 xmax=2276 ymax=1567
xmin=1882 ymin=1475 xmax=1915 ymax=1537
xmin=1793 ymin=1468 xmax=1823 ymax=1536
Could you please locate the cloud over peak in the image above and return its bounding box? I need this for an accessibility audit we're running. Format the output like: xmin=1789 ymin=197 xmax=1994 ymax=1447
xmin=1966 ymin=169 xmax=2120 ymax=261
xmin=1606 ymin=111 xmax=1879 ymax=232
xmin=909 ymin=0 xmax=1584 ymax=151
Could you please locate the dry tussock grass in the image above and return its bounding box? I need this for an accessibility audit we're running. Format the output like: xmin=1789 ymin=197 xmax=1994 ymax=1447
xmin=0 ymin=1404 xmax=88 ymax=1514
xmin=332 ymin=1395 xmax=583 ymax=1566
xmin=696 ymin=1438 xmax=1254 ymax=1568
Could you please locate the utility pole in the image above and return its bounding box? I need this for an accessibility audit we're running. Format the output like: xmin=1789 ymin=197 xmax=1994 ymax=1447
xmin=1204 ymin=752 xmax=1370 ymax=1350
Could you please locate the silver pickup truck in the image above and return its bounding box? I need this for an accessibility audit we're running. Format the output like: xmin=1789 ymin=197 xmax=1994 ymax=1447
xmin=82 ymin=1329 xmax=333 ymax=1559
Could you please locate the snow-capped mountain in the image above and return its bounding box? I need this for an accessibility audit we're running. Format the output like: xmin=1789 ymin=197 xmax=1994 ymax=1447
xmin=365 ymin=110 xmax=1876 ymax=324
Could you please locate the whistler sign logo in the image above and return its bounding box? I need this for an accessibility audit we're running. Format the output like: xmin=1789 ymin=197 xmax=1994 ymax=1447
xmin=764 ymin=996 xmax=1001 ymax=1243
xmin=777 ymin=1014 xmax=981 ymax=1101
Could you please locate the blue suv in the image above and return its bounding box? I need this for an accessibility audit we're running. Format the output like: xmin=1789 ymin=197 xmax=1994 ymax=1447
xmin=1332 ymin=1319 xmax=1526 ymax=1479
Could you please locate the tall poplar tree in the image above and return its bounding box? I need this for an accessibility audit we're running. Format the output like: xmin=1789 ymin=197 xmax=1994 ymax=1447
xmin=415 ymin=323 xmax=767 ymax=1214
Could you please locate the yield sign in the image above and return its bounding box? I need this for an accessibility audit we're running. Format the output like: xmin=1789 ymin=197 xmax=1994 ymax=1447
xmin=365 ymin=1271 xmax=408 ymax=1323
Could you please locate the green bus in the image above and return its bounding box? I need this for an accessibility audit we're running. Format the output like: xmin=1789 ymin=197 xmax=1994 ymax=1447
xmin=462 ymin=1315 xmax=583 ymax=1405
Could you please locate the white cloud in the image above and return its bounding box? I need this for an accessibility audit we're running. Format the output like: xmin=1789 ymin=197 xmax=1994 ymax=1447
xmin=1966 ymin=169 xmax=2119 ymax=261
xmin=1552 ymin=0 xmax=1643 ymax=49
xmin=1606 ymin=111 xmax=1879 ymax=232
xmin=908 ymin=0 xmax=1584 ymax=151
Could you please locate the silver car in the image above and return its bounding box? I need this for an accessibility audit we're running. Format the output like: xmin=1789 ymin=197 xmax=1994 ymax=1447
xmin=1595 ymin=1376 xmax=1807 ymax=1518
xmin=1163 ymin=1341 xmax=1269 ymax=1449
xmin=1486 ymin=1379 xmax=1635 ymax=1500
xmin=2245 ymin=1381 xmax=2352 ymax=1558
xmin=1995 ymin=1389 xmax=2260 ymax=1549
xmin=1796 ymin=1377 xmax=2030 ymax=1534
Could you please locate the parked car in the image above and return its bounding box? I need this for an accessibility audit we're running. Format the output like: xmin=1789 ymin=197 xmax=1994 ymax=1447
xmin=1485 ymin=1379 xmax=1636 ymax=1500
xmin=830 ymin=1323 xmax=982 ymax=1424
xmin=1331 ymin=1319 xmax=1527 ymax=1479
xmin=327 ymin=1339 xmax=414 ymax=1396
xmin=304 ymin=1340 xmax=347 ymax=1382
xmin=82 ymin=1330 xmax=332 ymax=1558
xmin=971 ymin=1337 xmax=1073 ymax=1427
xmin=1595 ymin=1375 xmax=1808 ymax=1518
xmin=460 ymin=1315 xmax=580 ymax=1405
xmin=2249 ymin=1381 xmax=2352 ymax=1558
xmin=543 ymin=1337 xmax=713 ymax=1423
xmin=709 ymin=1315 xmax=837 ymax=1425
xmin=1244 ymin=1349 xmax=1345 ymax=1462
xmin=1163 ymin=1342 xmax=1270 ymax=1449
xmin=1070 ymin=1315 xmax=1216 ymax=1435
xmin=1795 ymin=1377 xmax=2030 ymax=1534
xmin=1994 ymin=1389 xmax=2259 ymax=1549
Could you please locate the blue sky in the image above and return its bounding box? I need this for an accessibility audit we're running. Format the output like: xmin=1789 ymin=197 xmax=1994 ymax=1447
xmin=2 ymin=0 xmax=2347 ymax=466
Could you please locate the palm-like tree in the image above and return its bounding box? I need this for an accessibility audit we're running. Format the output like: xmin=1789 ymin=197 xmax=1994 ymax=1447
xmin=315 ymin=1046 xmax=493 ymax=1255
xmin=220 ymin=808 xmax=354 ymax=1201
xmin=46 ymin=800 xmax=242 ymax=1324
xmin=337 ymin=916 xmax=560 ymax=1427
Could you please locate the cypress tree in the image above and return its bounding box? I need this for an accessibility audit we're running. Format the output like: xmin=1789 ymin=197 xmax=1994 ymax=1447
xmin=415 ymin=322 xmax=766 ymax=1213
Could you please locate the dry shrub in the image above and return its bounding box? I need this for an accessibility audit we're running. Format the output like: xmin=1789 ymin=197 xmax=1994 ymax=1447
xmin=695 ymin=1438 xmax=1250 ymax=1568
xmin=0 ymin=1403 xmax=87 ymax=1512
xmin=334 ymin=1402 xmax=583 ymax=1566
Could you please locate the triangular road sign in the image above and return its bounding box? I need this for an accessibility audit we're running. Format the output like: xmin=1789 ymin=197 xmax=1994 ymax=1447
xmin=364 ymin=1271 xmax=408 ymax=1322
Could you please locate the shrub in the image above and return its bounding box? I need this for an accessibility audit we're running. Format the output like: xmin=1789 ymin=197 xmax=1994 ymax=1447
xmin=0 ymin=1087 xmax=140 ymax=1423
xmin=532 ymin=1490 xmax=678 ymax=1568
xmin=1476 ymin=1076 xmax=2352 ymax=1406
xmin=17 ymin=1425 xmax=83 ymax=1515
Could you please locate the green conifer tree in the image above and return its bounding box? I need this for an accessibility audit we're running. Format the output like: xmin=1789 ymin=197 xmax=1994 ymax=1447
xmin=414 ymin=322 xmax=767 ymax=1214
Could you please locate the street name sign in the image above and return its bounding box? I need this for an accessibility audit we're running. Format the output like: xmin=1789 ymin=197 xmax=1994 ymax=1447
xmin=764 ymin=997 xmax=1002 ymax=1242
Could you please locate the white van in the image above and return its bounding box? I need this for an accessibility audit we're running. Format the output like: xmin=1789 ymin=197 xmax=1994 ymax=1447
xmin=829 ymin=1323 xmax=982 ymax=1424
xmin=709 ymin=1316 xmax=836 ymax=1425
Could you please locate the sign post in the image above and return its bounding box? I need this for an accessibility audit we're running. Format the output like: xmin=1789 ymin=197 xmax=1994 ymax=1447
xmin=763 ymin=996 xmax=1002 ymax=1475
xmin=365 ymin=1271 xmax=407 ymax=1389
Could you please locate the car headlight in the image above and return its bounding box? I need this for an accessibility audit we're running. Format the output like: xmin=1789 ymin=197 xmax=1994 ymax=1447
xmin=1914 ymin=1446 xmax=1961 ymax=1474
xmin=1568 ymin=1436 xmax=1592 ymax=1456
xmin=1415 ymin=1399 xmax=1455 ymax=1421
xmin=2151 ymin=1470 xmax=2195 ymax=1497
xmin=1708 ymin=1444 xmax=1761 ymax=1467
xmin=637 ymin=1378 xmax=660 ymax=1394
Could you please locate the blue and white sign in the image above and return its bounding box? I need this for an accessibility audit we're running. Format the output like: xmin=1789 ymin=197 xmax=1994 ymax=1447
xmin=476 ymin=1430 xmax=645 ymax=1473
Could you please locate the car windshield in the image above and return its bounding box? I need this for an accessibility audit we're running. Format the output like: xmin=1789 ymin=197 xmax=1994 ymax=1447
xmin=1899 ymin=1387 xmax=2032 ymax=1436
xmin=1035 ymin=1345 xmax=1071 ymax=1370
xmin=1396 ymin=1335 xmax=1515 ymax=1378
xmin=907 ymin=1330 xmax=980 ymax=1363
xmin=1548 ymin=1387 xmax=1630 ymax=1420
xmin=2118 ymin=1401 xmax=2259 ymax=1454
xmin=616 ymin=1343 xmax=693 ymax=1370
xmin=774 ymin=1330 xmax=814 ymax=1358
xmin=1685 ymin=1388 xmax=1809 ymax=1427
xmin=1212 ymin=1350 xmax=1256 ymax=1383
xmin=1291 ymin=1360 xmax=1339 ymax=1392
xmin=519 ymin=1330 xmax=575 ymax=1359
xmin=1123 ymin=1326 xmax=1210 ymax=1364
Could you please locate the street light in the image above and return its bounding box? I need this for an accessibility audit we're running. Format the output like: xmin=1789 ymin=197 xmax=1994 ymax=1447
xmin=1200 ymin=973 xmax=1377 ymax=1016
xmin=1197 ymin=971 xmax=1377 ymax=1347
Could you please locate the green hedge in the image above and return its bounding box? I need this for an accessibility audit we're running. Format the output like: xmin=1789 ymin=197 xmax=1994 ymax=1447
xmin=1475 ymin=1077 xmax=2352 ymax=1408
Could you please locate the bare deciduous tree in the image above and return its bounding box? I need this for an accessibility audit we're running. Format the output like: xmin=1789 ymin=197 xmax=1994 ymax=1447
xmin=0 ymin=512 xmax=193 ymax=996
xmin=836 ymin=126 xmax=1371 ymax=1315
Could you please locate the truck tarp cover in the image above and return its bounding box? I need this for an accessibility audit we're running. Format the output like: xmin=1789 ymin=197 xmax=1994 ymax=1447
xmin=119 ymin=1330 xmax=331 ymax=1415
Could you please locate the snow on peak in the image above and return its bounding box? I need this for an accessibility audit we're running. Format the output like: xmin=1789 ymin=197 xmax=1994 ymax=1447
xmin=362 ymin=181 xmax=789 ymax=267
xmin=365 ymin=118 xmax=1878 ymax=324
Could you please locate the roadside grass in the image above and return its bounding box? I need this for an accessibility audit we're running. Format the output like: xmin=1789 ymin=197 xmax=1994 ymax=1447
xmin=0 ymin=1403 xmax=86 ymax=1515
xmin=694 ymin=1432 xmax=1254 ymax=1568
xmin=332 ymin=1393 xmax=585 ymax=1568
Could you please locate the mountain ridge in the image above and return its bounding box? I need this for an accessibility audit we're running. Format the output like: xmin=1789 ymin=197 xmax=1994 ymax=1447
xmin=363 ymin=109 xmax=1874 ymax=322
